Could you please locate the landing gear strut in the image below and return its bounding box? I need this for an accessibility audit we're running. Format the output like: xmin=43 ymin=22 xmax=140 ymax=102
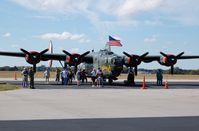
xmin=108 ymin=78 xmax=113 ymax=85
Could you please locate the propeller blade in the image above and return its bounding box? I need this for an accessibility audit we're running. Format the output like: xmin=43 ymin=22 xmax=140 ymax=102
xmin=20 ymin=48 xmax=31 ymax=55
xmin=80 ymin=51 xmax=90 ymax=58
xmin=37 ymin=49 xmax=49 ymax=59
xmin=176 ymin=52 xmax=184 ymax=58
xmin=171 ymin=65 xmax=174 ymax=75
xmin=62 ymin=50 xmax=72 ymax=56
xmin=140 ymin=52 xmax=149 ymax=59
xmin=134 ymin=66 xmax=138 ymax=76
xmin=123 ymin=52 xmax=132 ymax=58
xmin=39 ymin=49 xmax=49 ymax=56
xmin=160 ymin=52 xmax=168 ymax=57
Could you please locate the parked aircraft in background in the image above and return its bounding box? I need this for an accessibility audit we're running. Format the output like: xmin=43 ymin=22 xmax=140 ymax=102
xmin=0 ymin=36 xmax=199 ymax=84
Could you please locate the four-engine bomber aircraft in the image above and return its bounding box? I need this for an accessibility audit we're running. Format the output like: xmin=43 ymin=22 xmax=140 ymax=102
xmin=0 ymin=40 xmax=199 ymax=84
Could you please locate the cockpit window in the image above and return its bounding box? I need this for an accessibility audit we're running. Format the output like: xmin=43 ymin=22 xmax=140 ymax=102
xmin=108 ymin=52 xmax=114 ymax=55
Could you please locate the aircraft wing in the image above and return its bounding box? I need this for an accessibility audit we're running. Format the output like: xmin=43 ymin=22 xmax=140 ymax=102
xmin=0 ymin=51 xmax=67 ymax=61
xmin=0 ymin=51 xmax=25 ymax=57
xmin=177 ymin=56 xmax=199 ymax=59
xmin=81 ymin=54 xmax=93 ymax=63
xmin=142 ymin=55 xmax=199 ymax=63
xmin=42 ymin=53 xmax=93 ymax=63
xmin=142 ymin=56 xmax=160 ymax=62
xmin=0 ymin=51 xmax=93 ymax=62
xmin=41 ymin=53 xmax=66 ymax=61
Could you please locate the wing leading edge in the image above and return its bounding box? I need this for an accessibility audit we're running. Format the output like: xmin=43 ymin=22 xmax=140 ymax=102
xmin=0 ymin=51 xmax=93 ymax=63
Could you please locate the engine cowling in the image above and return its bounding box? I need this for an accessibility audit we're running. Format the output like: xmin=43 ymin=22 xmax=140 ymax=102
xmin=62 ymin=50 xmax=90 ymax=73
xmin=124 ymin=55 xmax=142 ymax=67
xmin=25 ymin=51 xmax=41 ymax=64
xmin=159 ymin=52 xmax=184 ymax=74
xmin=159 ymin=54 xmax=177 ymax=66
xmin=21 ymin=48 xmax=49 ymax=72
xmin=123 ymin=52 xmax=148 ymax=75
xmin=66 ymin=53 xmax=81 ymax=66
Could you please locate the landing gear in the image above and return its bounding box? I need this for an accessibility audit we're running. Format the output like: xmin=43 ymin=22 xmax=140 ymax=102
xmin=108 ymin=78 xmax=113 ymax=85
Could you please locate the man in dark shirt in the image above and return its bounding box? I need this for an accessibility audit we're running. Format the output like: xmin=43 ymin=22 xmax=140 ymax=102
xmin=29 ymin=67 xmax=35 ymax=89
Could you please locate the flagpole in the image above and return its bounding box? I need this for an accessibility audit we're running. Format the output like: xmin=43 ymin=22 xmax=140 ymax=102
xmin=105 ymin=42 xmax=111 ymax=51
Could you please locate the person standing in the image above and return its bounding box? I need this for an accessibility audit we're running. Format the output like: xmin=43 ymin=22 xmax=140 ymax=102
xmin=55 ymin=68 xmax=61 ymax=83
xmin=61 ymin=69 xmax=64 ymax=85
xmin=61 ymin=68 xmax=69 ymax=85
xmin=159 ymin=69 xmax=163 ymax=85
xmin=21 ymin=67 xmax=29 ymax=88
xmin=44 ymin=67 xmax=50 ymax=84
xmin=76 ymin=69 xmax=81 ymax=86
xmin=68 ymin=68 xmax=73 ymax=84
xmin=96 ymin=68 xmax=103 ymax=87
xmin=156 ymin=69 xmax=163 ymax=86
xmin=29 ymin=67 xmax=35 ymax=89
xmin=81 ymin=69 xmax=87 ymax=83
xmin=91 ymin=68 xmax=97 ymax=87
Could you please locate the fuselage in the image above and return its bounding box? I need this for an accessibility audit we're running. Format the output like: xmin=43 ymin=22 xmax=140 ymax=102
xmin=80 ymin=49 xmax=123 ymax=80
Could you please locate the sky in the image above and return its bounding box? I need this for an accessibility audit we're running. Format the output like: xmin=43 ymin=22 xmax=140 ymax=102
xmin=0 ymin=0 xmax=199 ymax=69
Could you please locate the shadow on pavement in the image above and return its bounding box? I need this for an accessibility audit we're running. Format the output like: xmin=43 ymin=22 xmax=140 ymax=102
xmin=0 ymin=116 xmax=199 ymax=131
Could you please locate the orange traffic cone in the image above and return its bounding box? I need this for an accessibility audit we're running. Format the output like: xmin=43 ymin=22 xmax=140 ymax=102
xmin=14 ymin=72 xmax=17 ymax=80
xmin=164 ymin=80 xmax=168 ymax=89
xmin=141 ymin=76 xmax=147 ymax=89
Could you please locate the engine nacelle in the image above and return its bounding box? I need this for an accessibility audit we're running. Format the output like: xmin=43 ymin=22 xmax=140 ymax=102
xmin=159 ymin=55 xmax=177 ymax=66
xmin=124 ymin=55 xmax=141 ymax=67
xmin=66 ymin=53 xmax=81 ymax=66
xmin=25 ymin=51 xmax=41 ymax=64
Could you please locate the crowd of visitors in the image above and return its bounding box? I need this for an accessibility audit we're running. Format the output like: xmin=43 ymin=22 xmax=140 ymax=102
xmin=21 ymin=66 xmax=164 ymax=88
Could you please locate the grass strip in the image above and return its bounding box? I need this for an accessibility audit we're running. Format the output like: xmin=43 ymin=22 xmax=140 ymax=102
xmin=0 ymin=83 xmax=21 ymax=91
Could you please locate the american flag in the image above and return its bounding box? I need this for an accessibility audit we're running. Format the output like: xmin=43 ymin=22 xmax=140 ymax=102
xmin=107 ymin=36 xmax=122 ymax=46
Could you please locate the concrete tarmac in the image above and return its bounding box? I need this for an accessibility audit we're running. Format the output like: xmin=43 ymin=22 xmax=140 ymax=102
xmin=0 ymin=80 xmax=199 ymax=131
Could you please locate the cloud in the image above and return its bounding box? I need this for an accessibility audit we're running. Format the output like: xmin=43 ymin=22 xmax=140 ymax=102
xmin=2 ymin=32 xmax=11 ymax=38
xmin=12 ymin=0 xmax=199 ymax=27
xmin=38 ymin=32 xmax=90 ymax=43
xmin=71 ymin=48 xmax=79 ymax=53
xmin=11 ymin=0 xmax=162 ymax=20
xmin=144 ymin=20 xmax=162 ymax=26
xmin=11 ymin=44 xmax=19 ymax=48
xmin=144 ymin=35 xmax=157 ymax=43
xmin=32 ymin=15 xmax=59 ymax=21
xmin=0 ymin=48 xmax=4 ymax=51
xmin=160 ymin=0 xmax=199 ymax=26
xmin=96 ymin=0 xmax=162 ymax=17
xmin=116 ymin=0 xmax=162 ymax=17
xmin=58 ymin=47 xmax=79 ymax=53
xmin=12 ymin=0 xmax=90 ymax=13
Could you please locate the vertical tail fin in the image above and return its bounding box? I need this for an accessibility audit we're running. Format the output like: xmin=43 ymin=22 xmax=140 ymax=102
xmin=48 ymin=40 xmax=53 ymax=67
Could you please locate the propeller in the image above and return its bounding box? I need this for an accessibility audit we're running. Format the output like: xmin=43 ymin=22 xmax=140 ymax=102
xmin=20 ymin=48 xmax=31 ymax=55
xmin=160 ymin=52 xmax=184 ymax=74
xmin=140 ymin=52 xmax=149 ymax=59
xmin=20 ymin=48 xmax=49 ymax=72
xmin=176 ymin=52 xmax=184 ymax=58
xmin=62 ymin=50 xmax=90 ymax=73
xmin=38 ymin=49 xmax=49 ymax=57
xmin=123 ymin=52 xmax=149 ymax=75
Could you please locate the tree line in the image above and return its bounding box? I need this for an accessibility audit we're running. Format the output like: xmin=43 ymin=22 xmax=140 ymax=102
xmin=0 ymin=65 xmax=57 ymax=72
xmin=0 ymin=65 xmax=199 ymax=75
